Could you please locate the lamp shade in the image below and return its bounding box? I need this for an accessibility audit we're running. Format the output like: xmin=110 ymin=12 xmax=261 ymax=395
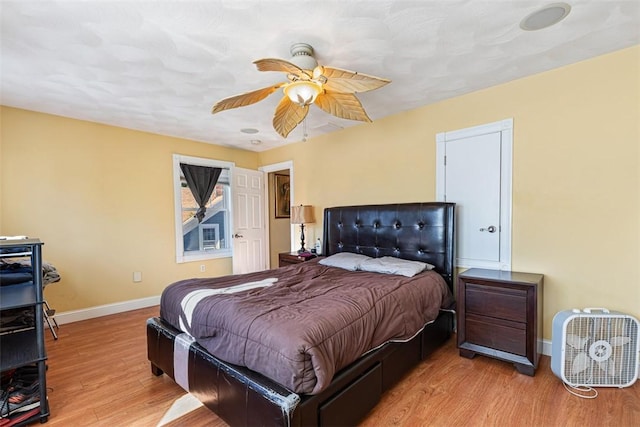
xmin=284 ymin=81 xmax=322 ymax=106
xmin=290 ymin=205 xmax=315 ymax=224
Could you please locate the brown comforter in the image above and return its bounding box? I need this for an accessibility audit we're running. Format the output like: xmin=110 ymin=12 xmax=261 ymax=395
xmin=160 ymin=258 xmax=453 ymax=395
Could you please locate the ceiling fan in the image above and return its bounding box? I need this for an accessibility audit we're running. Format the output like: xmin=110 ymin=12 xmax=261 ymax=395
xmin=211 ymin=43 xmax=391 ymax=139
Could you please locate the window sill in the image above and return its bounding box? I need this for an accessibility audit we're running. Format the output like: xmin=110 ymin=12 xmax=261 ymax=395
xmin=176 ymin=250 xmax=232 ymax=263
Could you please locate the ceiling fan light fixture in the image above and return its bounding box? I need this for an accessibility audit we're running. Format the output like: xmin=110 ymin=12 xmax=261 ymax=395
xmin=289 ymin=43 xmax=318 ymax=70
xmin=284 ymin=80 xmax=322 ymax=106
xmin=211 ymin=42 xmax=389 ymax=139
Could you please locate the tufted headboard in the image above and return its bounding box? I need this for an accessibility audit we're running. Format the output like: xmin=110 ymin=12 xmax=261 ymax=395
xmin=322 ymin=202 xmax=455 ymax=291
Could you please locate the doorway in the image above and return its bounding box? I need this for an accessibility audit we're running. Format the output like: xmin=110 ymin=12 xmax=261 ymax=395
xmin=260 ymin=161 xmax=294 ymax=268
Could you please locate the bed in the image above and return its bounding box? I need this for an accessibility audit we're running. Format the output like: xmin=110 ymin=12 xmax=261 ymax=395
xmin=147 ymin=202 xmax=455 ymax=426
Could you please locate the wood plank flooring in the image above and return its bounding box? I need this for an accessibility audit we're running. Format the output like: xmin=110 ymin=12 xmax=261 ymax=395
xmin=41 ymin=306 xmax=640 ymax=426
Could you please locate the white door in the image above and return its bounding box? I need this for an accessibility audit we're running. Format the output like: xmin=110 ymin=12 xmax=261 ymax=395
xmin=232 ymin=167 xmax=267 ymax=274
xmin=436 ymin=119 xmax=512 ymax=270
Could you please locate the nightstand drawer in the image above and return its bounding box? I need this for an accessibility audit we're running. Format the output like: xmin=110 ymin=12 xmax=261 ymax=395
xmin=457 ymin=268 xmax=544 ymax=376
xmin=465 ymin=283 xmax=527 ymax=323
xmin=466 ymin=314 xmax=527 ymax=356
xmin=457 ymin=268 xmax=543 ymax=376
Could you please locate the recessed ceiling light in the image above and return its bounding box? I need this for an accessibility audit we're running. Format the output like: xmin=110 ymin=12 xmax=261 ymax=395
xmin=240 ymin=128 xmax=259 ymax=134
xmin=520 ymin=2 xmax=571 ymax=31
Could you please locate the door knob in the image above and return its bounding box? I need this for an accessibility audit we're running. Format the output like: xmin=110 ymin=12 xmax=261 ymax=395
xmin=233 ymin=233 xmax=244 ymax=238
xmin=479 ymin=226 xmax=497 ymax=233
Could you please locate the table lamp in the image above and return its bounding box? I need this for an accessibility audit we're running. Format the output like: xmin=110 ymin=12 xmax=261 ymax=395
xmin=290 ymin=205 xmax=315 ymax=253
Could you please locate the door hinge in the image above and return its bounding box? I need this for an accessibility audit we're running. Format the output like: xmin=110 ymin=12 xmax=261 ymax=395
xmin=444 ymin=155 xmax=447 ymax=166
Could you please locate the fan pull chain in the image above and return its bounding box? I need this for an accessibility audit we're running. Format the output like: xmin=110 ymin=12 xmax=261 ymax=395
xmin=302 ymin=117 xmax=308 ymax=142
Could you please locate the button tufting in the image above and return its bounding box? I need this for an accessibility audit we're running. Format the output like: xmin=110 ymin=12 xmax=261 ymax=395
xmin=418 ymin=222 xmax=425 ymax=229
xmin=394 ymin=222 xmax=401 ymax=229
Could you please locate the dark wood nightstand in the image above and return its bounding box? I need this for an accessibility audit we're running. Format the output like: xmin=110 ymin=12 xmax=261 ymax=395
xmin=278 ymin=252 xmax=318 ymax=267
xmin=456 ymin=268 xmax=543 ymax=376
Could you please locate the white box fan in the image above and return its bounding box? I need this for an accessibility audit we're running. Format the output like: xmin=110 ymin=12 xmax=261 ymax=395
xmin=552 ymin=308 xmax=639 ymax=388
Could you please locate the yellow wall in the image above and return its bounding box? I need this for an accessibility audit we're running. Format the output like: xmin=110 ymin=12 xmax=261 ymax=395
xmin=0 ymin=108 xmax=258 ymax=311
xmin=259 ymin=45 xmax=640 ymax=339
xmin=2 ymin=46 xmax=638 ymax=340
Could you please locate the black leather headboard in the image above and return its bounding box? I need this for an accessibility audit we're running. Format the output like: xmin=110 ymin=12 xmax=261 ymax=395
xmin=322 ymin=202 xmax=455 ymax=290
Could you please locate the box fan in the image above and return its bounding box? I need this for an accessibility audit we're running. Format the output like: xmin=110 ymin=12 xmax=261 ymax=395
xmin=552 ymin=308 xmax=639 ymax=388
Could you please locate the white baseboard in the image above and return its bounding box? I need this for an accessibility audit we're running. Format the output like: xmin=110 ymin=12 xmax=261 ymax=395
xmin=52 ymin=295 xmax=160 ymax=325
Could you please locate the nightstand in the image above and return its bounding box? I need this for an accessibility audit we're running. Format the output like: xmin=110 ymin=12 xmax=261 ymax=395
xmin=456 ymin=268 xmax=543 ymax=376
xmin=278 ymin=252 xmax=317 ymax=267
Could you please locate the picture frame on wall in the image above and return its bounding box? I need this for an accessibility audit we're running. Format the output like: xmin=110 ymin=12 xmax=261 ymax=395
xmin=274 ymin=174 xmax=290 ymax=218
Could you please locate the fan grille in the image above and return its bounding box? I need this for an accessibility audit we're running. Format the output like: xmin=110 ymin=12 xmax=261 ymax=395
xmin=563 ymin=315 xmax=639 ymax=386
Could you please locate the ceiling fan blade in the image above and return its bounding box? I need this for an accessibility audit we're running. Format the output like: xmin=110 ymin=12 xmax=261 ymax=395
xmin=314 ymin=92 xmax=372 ymax=123
xmin=273 ymin=96 xmax=309 ymax=138
xmin=321 ymin=66 xmax=390 ymax=93
xmin=212 ymin=84 xmax=284 ymax=114
xmin=254 ymin=58 xmax=310 ymax=78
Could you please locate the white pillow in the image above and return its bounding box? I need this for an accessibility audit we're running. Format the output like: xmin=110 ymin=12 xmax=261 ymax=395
xmin=319 ymin=252 xmax=371 ymax=271
xmin=359 ymin=256 xmax=434 ymax=277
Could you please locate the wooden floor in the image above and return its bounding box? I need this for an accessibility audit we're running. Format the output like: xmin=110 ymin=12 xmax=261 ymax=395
xmin=41 ymin=306 xmax=640 ymax=427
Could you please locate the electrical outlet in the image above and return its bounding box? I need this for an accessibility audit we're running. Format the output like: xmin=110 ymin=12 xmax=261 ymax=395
xmin=133 ymin=271 xmax=142 ymax=282
xmin=200 ymin=265 xmax=206 ymax=272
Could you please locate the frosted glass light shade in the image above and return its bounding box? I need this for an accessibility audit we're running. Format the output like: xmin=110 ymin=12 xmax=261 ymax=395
xmin=284 ymin=81 xmax=322 ymax=106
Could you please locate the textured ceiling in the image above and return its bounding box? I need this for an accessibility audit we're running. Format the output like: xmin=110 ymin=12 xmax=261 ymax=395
xmin=1 ymin=1 xmax=638 ymax=152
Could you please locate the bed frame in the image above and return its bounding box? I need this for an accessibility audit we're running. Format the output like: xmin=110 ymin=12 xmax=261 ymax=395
xmin=147 ymin=202 xmax=455 ymax=426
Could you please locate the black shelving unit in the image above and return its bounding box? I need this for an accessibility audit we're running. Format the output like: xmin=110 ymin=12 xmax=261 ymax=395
xmin=1 ymin=239 xmax=49 ymax=424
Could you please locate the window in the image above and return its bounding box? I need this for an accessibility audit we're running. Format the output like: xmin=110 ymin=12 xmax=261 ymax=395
xmin=173 ymin=154 xmax=235 ymax=263
xmin=200 ymin=224 xmax=220 ymax=250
